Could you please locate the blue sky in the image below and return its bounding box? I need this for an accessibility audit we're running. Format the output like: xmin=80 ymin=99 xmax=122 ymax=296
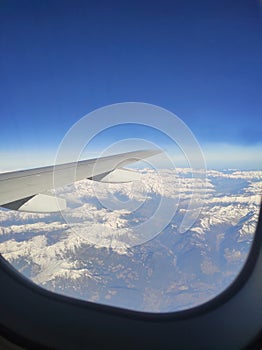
xmin=0 ymin=0 xmax=261 ymax=169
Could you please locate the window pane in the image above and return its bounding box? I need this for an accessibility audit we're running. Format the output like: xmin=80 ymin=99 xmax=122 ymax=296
xmin=0 ymin=1 xmax=261 ymax=313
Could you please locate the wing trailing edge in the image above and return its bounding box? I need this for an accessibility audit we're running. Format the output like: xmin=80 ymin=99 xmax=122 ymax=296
xmin=2 ymin=194 xmax=66 ymax=213
xmin=88 ymin=167 xmax=141 ymax=183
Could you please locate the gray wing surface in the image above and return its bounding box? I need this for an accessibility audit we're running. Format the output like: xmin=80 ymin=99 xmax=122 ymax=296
xmin=0 ymin=149 xmax=160 ymax=213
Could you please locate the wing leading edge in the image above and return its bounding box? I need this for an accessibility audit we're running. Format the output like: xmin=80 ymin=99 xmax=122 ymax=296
xmin=0 ymin=149 xmax=161 ymax=213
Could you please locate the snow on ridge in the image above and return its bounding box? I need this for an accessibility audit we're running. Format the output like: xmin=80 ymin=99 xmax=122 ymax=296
xmin=0 ymin=168 xmax=260 ymax=286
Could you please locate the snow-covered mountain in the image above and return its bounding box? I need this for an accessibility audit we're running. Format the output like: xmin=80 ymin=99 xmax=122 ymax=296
xmin=0 ymin=168 xmax=261 ymax=312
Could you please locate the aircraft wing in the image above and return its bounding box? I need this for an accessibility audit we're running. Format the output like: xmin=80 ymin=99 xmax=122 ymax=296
xmin=0 ymin=149 xmax=161 ymax=213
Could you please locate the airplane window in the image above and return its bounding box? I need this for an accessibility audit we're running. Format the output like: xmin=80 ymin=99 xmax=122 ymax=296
xmin=0 ymin=1 xmax=261 ymax=313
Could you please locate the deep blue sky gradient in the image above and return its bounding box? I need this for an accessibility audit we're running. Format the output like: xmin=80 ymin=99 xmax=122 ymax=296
xmin=0 ymin=0 xmax=261 ymax=168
